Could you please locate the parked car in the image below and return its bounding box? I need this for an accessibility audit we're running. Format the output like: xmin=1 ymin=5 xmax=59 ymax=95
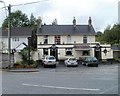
xmin=42 ymin=55 xmax=57 ymax=68
xmin=64 ymin=57 xmax=78 ymax=67
xmin=82 ymin=56 xmax=99 ymax=67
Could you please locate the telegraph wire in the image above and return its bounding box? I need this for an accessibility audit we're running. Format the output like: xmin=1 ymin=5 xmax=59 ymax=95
xmin=0 ymin=0 xmax=49 ymax=9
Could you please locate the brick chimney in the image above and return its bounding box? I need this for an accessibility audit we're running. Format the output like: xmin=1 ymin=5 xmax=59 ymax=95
xmin=88 ymin=17 xmax=92 ymax=26
xmin=38 ymin=16 xmax=42 ymax=28
xmin=73 ymin=17 xmax=76 ymax=28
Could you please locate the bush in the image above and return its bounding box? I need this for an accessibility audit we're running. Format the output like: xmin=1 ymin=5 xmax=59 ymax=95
xmin=13 ymin=61 xmax=23 ymax=68
xmin=29 ymin=60 xmax=35 ymax=64
xmin=14 ymin=61 xmax=21 ymax=65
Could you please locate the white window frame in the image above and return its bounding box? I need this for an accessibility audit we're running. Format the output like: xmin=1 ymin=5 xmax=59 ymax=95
xmin=65 ymin=48 xmax=73 ymax=56
xmin=67 ymin=35 xmax=71 ymax=44
xmin=55 ymin=35 xmax=61 ymax=44
xmin=12 ymin=37 xmax=19 ymax=42
xmin=43 ymin=35 xmax=48 ymax=44
xmin=83 ymin=36 xmax=87 ymax=44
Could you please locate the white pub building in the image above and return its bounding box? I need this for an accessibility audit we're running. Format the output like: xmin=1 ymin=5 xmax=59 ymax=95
xmin=37 ymin=17 xmax=113 ymax=61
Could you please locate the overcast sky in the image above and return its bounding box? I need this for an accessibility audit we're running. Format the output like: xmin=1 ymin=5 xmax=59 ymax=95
xmin=0 ymin=0 xmax=119 ymax=32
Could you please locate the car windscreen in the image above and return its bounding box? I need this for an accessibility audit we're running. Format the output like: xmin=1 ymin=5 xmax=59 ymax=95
xmin=87 ymin=57 xmax=97 ymax=61
xmin=46 ymin=56 xmax=55 ymax=60
xmin=69 ymin=58 xmax=77 ymax=61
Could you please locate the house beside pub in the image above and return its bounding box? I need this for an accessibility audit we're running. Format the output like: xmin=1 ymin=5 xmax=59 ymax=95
xmin=37 ymin=17 xmax=113 ymax=61
xmin=0 ymin=27 xmax=32 ymax=53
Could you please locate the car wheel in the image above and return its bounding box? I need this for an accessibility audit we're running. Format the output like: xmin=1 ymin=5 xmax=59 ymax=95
xmin=66 ymin=65 xmax=69 ymax=67
xmin=82 ymin=62 xmax=84 ymax=65
xmin=65 ymin=62 xmax=67 ymax=66
xmin=82 ymin=62 xmax=85 ymax=66
xmin=53 ymin=65 xmax=56 ymax=68
xmin=43 ymin=64 xmax=46 ymax=68
xmin=95 ymin=64 xmax=98 ymax=67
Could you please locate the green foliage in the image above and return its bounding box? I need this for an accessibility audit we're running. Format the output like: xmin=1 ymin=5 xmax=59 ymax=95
xmin=14 ymin=60 xmax=37 ymax=68
xmin=29 ymin=13 xmax=37 ymax=28
xmin=14 ymin=61 xmax=22 ymax=65
xmin=96 ymin=24 xmax=120 ymax=45
xmin=2 ymin=10 xmax=30 ymax=28
xmin=18 ymin=47 xmax=38 ymax=67
xmin=19 ymin=47 xmax=28 ymax=64
xmin=31 ymin=28 xmax=37 ymax=49
xmin=96 ymin=31 xmax=105 ymax=44
xmin=19 ymin=46 xmax=36 ymax=63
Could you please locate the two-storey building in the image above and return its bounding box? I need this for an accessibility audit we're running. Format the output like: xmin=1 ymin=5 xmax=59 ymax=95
xmin=1 ymin=27 xmax=32 ymax=53
xmin=37 ymin=17 xmax=113 ymax=60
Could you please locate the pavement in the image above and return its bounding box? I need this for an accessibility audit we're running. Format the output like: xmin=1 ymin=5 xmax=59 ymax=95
xmin=0 ymin=61 xmax=119 ymax=72
xmin=1 ymin=68 xmax=39 ymax=72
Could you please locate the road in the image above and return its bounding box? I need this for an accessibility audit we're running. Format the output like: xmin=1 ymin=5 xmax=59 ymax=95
xmin=2 ymin=63 xmax=118 ymax=94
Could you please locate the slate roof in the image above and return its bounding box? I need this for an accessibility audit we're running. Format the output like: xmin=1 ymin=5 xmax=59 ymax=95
xmin=1 ymin=27 xmax=32 ymax=37
xmin=37 ymin=25 xmax=96 ymax=35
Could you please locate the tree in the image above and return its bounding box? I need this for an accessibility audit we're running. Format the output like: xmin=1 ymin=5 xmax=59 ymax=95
xmin=30 ymin=16 xmax=43 ymax=49
xmin=2 ymin=10 xmax=29 ymax=28
xmin=95 ymin=31 xmax=105 ymax=44
xmin=96 ymin=31 xmax=102 ymax=36
xmin=104 ymin=24 xmax=120 ymax=44
xmin=97 ymin=24 xmax=120 ymax=45
xmin=29 ymin=13 xmax=37 ymax=27
xmin=104 ymin=25 xmax=111 ymax=31
xmin=52 ymin=18 xmax=57 ymax=25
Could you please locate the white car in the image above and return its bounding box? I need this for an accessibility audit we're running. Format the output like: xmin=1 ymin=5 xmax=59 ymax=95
xmin=42 ymin=55 xmax=57 ymax=68
xmin=64 ymin=57 xmax=78 ymax=67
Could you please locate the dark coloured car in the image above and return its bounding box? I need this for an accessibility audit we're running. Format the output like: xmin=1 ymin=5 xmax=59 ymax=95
xmin=82 ymin=56 xmax=99 ymax=67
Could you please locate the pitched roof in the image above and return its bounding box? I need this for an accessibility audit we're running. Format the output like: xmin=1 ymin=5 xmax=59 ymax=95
xmin=1 ymin=27 xmax=32 ymax=37
xmin=37 ymin=25 xmax=96 ymax=35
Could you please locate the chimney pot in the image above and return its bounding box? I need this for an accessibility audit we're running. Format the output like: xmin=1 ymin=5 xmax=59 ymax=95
xmin=73 ymin=17 xmax=76 ymax=28
xmin=88 ymin=17 xmax=92 ymax=26
xmin=38 ymin=16 xmax=42 ymax=28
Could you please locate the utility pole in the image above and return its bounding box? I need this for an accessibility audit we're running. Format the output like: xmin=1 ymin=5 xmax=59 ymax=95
xmin=8 ymin=4 xmax=11 ymax=69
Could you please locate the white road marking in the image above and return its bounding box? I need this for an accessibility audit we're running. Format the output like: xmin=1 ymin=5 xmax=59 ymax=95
xmin=22 ymin=83 xmax=100 ymax=91
xmin=99 ymin=85 xmax=118 ymax=94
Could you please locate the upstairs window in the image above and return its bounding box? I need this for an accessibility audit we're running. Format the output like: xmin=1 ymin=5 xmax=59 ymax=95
xmin=65 ymin=48 xmax=73 ymax=55
xmin=44 ymin=35 xmax=48 ymax=44
xmin=12 ymin=37 xmax=19 ymax=42
xmin=83 ymin=36 xmax=87 ymax=43
xmin=67 ymin=35 xmax=71 ymax=44
xmin=55 ymin=35 xmax=61 ymax=44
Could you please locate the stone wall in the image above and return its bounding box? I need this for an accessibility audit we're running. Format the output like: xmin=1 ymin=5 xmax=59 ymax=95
xmin=0 ymin=53 xmax=14 ymax=68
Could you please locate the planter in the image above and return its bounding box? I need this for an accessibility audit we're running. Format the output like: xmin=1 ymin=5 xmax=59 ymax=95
xmin=25 ymin=65 xmax=35 ymax=68
xmin=13 ymin=62 xmax=37 ymax=68
xmin=14 ymin=65 xmax=24 ymax=68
